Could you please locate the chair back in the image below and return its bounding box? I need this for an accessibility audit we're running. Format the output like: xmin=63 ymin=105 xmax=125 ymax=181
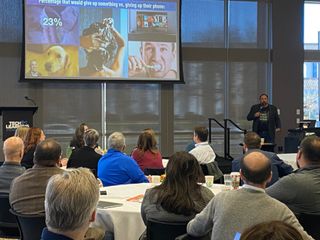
xmin=147 ymin=220 xmax=187 ymax=240
xmin=297 ymin=213 xmax=320 ymax=239
xmin=0 ymin=194 xmax=20 ymax=237
xmin=201 ymin=162 xmax=223 ymax=182
xmin=144 ymin=168 xmax=165 ymax=176
xmin=10 ymin=208 xmax=46 ymax=240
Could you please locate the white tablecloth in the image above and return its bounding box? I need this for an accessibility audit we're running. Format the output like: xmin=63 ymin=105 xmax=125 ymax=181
xmin=277 ymin=153 xmax=298 ymax=170
xmin=92 ymin=183 xmax=225 ymax=240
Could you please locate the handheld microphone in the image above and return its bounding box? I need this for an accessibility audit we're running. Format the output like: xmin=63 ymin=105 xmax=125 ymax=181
xmin=259 ymin=106 xmax=264 ymax=112
xmin=24 ymin=96 xmax=37 ymax=106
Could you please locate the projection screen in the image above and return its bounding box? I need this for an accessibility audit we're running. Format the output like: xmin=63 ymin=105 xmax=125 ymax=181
xmin=23 ymin=0 xmax=182 ymax=82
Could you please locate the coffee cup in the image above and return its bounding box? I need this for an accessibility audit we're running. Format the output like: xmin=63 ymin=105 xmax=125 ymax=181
xmin=230 ymin=172 xmax=240 ymax=190
xmin=151 ymin=175 xmax=160 ymax=184
xmin=205 ymin=175 xmax=214 ymax=187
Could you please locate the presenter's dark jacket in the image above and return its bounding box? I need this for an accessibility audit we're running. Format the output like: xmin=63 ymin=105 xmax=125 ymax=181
xmin=247 ymin=104 xmax=281 ymax=142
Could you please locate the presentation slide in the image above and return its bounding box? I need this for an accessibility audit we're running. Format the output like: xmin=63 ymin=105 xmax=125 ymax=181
xmin=24 ymin=0 xmax=181 ymax=82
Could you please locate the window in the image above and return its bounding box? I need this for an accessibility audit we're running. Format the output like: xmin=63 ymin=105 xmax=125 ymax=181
xmin=175 ymin=0 xmax=271 ymax=157
xmin=304 ymin=2 xmax=320 ymax=125
xmin=181 ymin=0 xmax=224 ymax=47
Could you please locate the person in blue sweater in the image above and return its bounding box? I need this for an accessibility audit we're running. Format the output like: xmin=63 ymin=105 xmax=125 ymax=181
xmin=98 ymin=132 xmax=149 ymax=186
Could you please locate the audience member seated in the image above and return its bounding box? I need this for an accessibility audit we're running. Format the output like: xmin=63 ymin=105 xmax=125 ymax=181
xmin=140 ymin=152 xmax=214 ymax=240
xmin=67 ymin=129 xmax=102 ymax=177
xmin=41 ymin=168 xmax=104 ymax=240
xmin=240 ymin=221 xmax=303 ymax=240
xmin=98 ymin=132 xmax=149 ymax=186
xmin=189 ymin=126 xmax=216 ymax=164
xmin=9 ymin=139 xmax=64 ymax=215
xmin=187 ymin=151 xmax=312 ymax=240
xmin=267 ymin=135 xmax=320 ymax=215
xmin=131 ymin=132 xmax=163 ymax=171
xmin=21 ymin=127 xmax=46 ymax=169
xmin=0 ymin=137 xmax=25 ymax=194
xmin=189 ymin=126 xmax=222 ymax=180
xmin=232 ymin=132 xmax=293 ymax=186
xmin=14 ymin=126 xmax=29 ymax=142
xmin=143 ymin=128 xmax=156 ymax=137
xmin=69 ymin=123 xmax=88 ymax=152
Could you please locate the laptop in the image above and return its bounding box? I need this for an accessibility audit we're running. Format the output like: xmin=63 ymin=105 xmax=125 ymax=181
xmin=298 ymin=120 xmax=316 ymax=129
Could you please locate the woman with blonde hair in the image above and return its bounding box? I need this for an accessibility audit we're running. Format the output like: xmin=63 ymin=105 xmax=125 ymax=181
xmin=14 ymin=126 xmax=30 ymax=141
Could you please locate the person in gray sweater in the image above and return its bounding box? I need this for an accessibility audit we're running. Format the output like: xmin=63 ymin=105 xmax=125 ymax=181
xmin=266 ymin=135 xmax=320 ymax=215
xmin=140 ymin=152 xmax=214 ymax=240
xmin=0 ymin=137 xmax=25 ymax=194
xmin=187 ymin=151 xmax=313 ymax=240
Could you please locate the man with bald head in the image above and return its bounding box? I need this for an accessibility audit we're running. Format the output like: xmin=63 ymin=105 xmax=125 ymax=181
xmin=0 ymin=137 xmax=25 ymax=194
xmin=232 ymin=132 xmax=293 ymax=186
xmin=187 ymin=151 xmax=312 ymax=240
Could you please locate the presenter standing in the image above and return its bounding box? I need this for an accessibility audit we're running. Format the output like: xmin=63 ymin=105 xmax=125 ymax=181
xmin=247 ymin=93 xmax=281 ymax=143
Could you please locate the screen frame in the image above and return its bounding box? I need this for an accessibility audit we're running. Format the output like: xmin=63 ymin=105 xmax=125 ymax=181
xmin=20 ymin=0 xmax=184 ymax=84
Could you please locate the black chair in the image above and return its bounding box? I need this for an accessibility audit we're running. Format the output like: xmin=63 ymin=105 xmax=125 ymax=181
xmin=10 ymin=208 xmax=46 ymax=240
xmin=297 ymin=213 xmax=320 ymax=240
xmin=144 ymin=168 xmax=166 ymax=176
xmin=0 ymin=194 xmax=20 ymax=238
xmin=147 ymin=220 xmax=188 ymax=240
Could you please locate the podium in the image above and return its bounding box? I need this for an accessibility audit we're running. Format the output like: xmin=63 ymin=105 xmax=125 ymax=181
xmin=0 ymin=107 xmax=38 ymax=141
xmin=261 ymin=143 xmax=276 ymax=152
xmin=285 ymin=128 xmax=320 ymax=153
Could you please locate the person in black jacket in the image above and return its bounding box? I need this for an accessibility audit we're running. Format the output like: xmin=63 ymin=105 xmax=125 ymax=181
xmin=67 ymin=129 xmax=102 ymax=177
xmin=247 ymin=93 xmax=281 ymax=143
xmin=232 ymin=132 xmax=293 ymax=186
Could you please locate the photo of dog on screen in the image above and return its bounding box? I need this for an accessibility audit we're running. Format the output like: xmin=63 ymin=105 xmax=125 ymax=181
xmin=25 ymin=44 xmax=78 ymax=78
xmin=45 ymin=45 xmax=70 ymax=76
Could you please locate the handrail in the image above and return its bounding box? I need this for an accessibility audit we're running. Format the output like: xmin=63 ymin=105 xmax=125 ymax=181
xmin=208 ymin=118 xmax=225 ymax=129
xmin=208 ymin=118 xmax=247 ymax=161
xmin=225 ymin=119 xmax=247 ymax=134
xmin=208 ymin=118 xmax=224 ymax=143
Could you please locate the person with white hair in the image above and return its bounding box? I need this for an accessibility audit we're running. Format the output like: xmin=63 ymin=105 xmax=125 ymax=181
xmin=41 ymin=168 xmax=102 ymax=239
xmin=98 ymin=132 xmax=148 ymax=186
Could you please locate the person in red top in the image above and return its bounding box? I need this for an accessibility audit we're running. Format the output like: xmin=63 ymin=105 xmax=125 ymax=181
xmin=131 ymin=131 xmax=163 ymax=171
